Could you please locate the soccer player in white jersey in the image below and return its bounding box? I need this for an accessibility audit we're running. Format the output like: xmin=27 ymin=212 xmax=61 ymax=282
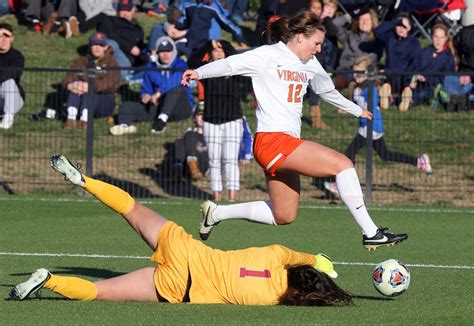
xmin=181 ymin=11 xmax=408 ymax=251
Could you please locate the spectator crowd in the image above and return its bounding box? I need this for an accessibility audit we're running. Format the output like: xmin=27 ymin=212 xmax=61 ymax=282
xmin=1 ymin=0 xmax=474 ymax=200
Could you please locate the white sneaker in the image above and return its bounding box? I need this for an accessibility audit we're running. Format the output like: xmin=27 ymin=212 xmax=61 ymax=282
xmin=199 ymin=200 xmax=219 ymax=241
xmin=50 ymin=154 xmax=85 ymax=186
xmin=10 ymin=268 xmax=51 ymax=300
xmin=110 ymin=124 xmax=137 ymax=136
xmin=0 ymin=114 xmax=14 ymax=129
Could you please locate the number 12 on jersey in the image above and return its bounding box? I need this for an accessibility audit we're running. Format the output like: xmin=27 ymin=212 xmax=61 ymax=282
xmin=287 ymin=84 xmax=303 ymax=103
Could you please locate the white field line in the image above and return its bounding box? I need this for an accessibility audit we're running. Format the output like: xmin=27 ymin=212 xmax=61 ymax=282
xmin=0 ymin=196 xmax=473 ymax=214
xmin=1 ymin=251 xmax=473 ymax=270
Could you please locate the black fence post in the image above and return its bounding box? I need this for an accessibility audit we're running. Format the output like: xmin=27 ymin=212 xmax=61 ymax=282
xmin=365 ymin=65 xmax=375 ymax=204
xmin=85 ymin=61 xmax=96 ymax=177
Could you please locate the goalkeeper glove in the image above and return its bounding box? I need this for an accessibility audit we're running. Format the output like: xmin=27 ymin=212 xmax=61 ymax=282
xmin=315 ymin=253 xmax=338 ymax=279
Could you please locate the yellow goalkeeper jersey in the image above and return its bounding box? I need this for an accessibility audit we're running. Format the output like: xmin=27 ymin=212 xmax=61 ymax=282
xmin=151 ymin=222 xmax=316 ymax=305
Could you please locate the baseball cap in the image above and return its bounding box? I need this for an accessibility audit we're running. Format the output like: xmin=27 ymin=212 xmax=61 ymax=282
xmin=117 ymin=0 xmax=135 ymax=11
xmin=157 ymin=40 xmax=173 ymax=52
xmin=89 ymin=32 xmax=107 ymax=46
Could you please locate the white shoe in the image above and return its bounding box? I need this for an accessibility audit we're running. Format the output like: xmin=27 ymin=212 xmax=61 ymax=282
xmin=199 ymin=200 xmax=219 ymax=241
xmin=50 ymin=154 xmax=85 ymax=186
xmin=0 ymin=114 xmax=14 ymax=129
xmin=110 ymin=124 xmax=137 ymax=136
xmin=10 ymin=268 xmax=51 ymax=300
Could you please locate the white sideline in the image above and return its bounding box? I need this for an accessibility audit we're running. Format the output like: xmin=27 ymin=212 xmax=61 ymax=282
xmin=0 ymin=197 xmax=473 ymax=214
xmin=1 ymin=251 xmax=473 ymax=270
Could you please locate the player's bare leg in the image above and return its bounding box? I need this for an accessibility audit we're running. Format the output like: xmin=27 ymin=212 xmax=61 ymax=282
xmin=280 ymin=141 xmax=408 ymax=250
xmin=94 ymin=267 xmax=160 ymax=301
xmin=10 ymin=267 xmax=160 ymax=302
xmin=265 ymin=171 xmax=300 ymax=224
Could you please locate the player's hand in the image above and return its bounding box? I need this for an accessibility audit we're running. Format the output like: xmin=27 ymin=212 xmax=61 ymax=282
xmin=181 ymin=69 xmax=198 ymax=87
xmin=314 ymin=253 xmax=338 ymax=279
xmin=360 ymin=109 xmax=373 ymax=120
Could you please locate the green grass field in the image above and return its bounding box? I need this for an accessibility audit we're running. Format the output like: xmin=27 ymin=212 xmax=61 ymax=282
xmin=1 ymin=196 xmax=473 ymax=325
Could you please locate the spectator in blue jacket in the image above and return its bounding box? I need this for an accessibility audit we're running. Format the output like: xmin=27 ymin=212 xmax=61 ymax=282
xmin=399 ymin=23 xmax=455 ymax=111
xmin=375 ymin=12 xmax=420 ymax=109
xmin=175 ymin=0 xmax=244 ymax=57
xmin=109 ymin=37 xmax=193 ymax=136
xmin=324 ymin=56 xmax=432 ymax=195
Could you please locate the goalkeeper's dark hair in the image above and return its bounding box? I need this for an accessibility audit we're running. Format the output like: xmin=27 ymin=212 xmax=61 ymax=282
xmin=265 ymin=10 xmax=325 ymax=45
xmin=279 ymin=265 xmax=352 ymax=306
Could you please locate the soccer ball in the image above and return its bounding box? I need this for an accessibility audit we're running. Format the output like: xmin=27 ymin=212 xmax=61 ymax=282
xmin=372 ymin=259 xmax=410 ymax=297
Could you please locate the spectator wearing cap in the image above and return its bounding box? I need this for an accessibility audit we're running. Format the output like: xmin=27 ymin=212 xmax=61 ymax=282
xmin=63 ymin=32 xmax=120 ymax=130
xmin=0 ymin=23 xmax=24 ymax=130
xmin=97 ymin=0 xmax=145 ymax=80
xmin=110 ymin=36 xmax=193 ymax=136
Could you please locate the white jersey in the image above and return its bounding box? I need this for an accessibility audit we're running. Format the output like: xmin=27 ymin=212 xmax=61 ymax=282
xmin=196 ymin=41 xmax=362 ymax=138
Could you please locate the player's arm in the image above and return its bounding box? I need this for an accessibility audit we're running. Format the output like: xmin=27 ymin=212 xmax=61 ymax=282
xmin=272 ymin=245 xmax=338 ymax=279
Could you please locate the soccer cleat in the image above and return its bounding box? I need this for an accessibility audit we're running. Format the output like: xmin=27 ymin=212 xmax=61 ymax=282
xmin=10 ymin=268 xmax=51 ymax=301
xmin=50 ymin=154 xmax=85 ymax=187
xmin=199 ymin=200 xmax=219 ymax=241
xmin=315 ymin=253 xmax=338 ymax=279
xmin=363 ymin=227 xmax=408 ymax=251
xmin=417 ymin=154 xmax=432 ymax=176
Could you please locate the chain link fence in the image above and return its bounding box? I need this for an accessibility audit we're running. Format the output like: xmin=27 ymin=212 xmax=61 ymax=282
xmin=0 ymin=66 xmax=472 ymax=207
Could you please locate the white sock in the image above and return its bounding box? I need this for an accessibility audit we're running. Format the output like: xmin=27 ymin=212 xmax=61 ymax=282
xmin=336 ymin=168 xmax=378 ymax=237
xmin=214 ymin=201 xmax=276 ymax=225
xmin=80 ymin=109 xmax=88 ymax=122
xmin=158 ymin=113 xmax=168 ymax=122
xmin=67 ymin=106 xmax=78 ymax=120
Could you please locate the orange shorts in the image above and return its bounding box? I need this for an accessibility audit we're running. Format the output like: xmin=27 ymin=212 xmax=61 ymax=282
xmin=253 ymin=132 xmax=304 ymax=176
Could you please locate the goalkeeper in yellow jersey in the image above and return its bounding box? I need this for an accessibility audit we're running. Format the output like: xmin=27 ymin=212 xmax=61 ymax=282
xmin=10 ymin=154 xmax=351 ymax=306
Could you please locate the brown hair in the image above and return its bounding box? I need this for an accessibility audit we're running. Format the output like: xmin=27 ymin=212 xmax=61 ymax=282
xmin=351 ymin=9 xmax=379 ymax=41
xmin=432 ymin=23 xmax=454 ymax=55
xmin=267 ymin=10 xmax=326 ymax=44
xmin=279 ymin=265 xmax=353 ymax=306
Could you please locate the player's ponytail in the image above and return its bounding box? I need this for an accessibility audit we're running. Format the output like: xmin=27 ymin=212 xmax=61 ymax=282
xmin=280 ymin=265 xmax=352 ymax=306
xmin=266 ymin=10 xmax=325 ymax=45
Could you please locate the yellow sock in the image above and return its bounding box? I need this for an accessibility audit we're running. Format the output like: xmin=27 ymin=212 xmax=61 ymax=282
xmin=83 ymin=176 xmax=135 ymax=215
xmin=44 ymin=274 xmax=97 ymax=301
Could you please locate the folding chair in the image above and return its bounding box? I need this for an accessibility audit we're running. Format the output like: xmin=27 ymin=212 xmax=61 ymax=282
xmin=402 ymin=0 xmax=467 ymax=41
